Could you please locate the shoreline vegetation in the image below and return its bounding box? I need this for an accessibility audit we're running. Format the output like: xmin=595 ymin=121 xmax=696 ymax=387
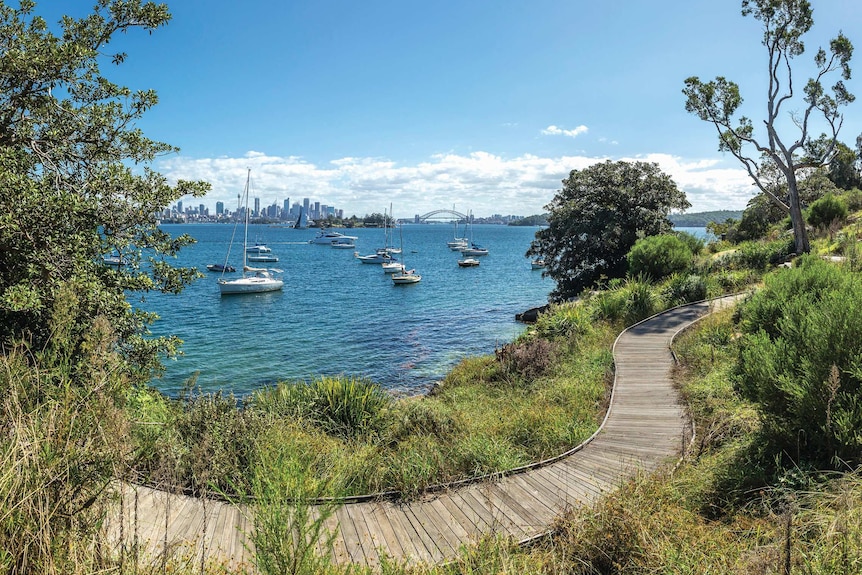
xmin=4 ymin=213 xmax=862 ymax=572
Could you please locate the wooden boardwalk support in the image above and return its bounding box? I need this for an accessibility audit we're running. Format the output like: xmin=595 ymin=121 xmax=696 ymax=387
xmin=105 ymin=296 xmax=741 ymax=568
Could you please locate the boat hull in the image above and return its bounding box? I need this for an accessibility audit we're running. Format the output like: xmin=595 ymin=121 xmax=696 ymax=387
xmin=218 ymin=277 xmax=284 ymax=294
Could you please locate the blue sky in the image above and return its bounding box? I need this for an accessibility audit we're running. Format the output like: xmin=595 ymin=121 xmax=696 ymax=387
xmin=50 ymin=1 xmax=862 ymax=218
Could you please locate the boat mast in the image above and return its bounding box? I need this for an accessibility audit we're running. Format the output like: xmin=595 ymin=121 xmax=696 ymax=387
xmin=242 ymin=169 xmax=250 ymax=274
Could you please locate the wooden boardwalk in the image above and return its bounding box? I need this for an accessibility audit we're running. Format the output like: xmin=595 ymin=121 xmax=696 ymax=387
xmin=106 ymin=296 xmax=739 ymax=568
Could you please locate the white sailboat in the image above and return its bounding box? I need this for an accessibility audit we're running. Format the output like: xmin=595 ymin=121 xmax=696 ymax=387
xmin=447 ymin=205 xmax=468 ymax=250
xmin=392 ymin=222 xmax=421 ymax=285
xmin=218 ymin=170 xmax=284 ymax=295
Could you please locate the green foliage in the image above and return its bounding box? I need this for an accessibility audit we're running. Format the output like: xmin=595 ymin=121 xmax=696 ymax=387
xmin=0 ymin=1 xmax=210 ymax=382
xmin=683 ymin=0 xmax=856 ymax=255
xmin=662 ymin=273 xmax=709 ymax=306
xmin=627 ymin=234 xmax=693 ymax=280
xmin=243 ymin=441 xmax=340 ymax=575
xmin=589 ymin=276 xmax=661 ymax=325
xmin=533 ymin=301 xmax=594 ymax=339
xmin=808 ymin=192 xmax=849 ymax=228
xmin=0 ymin=292 xmax=131 ymax=574
xmin=254 ymin=376 xmax=393 ymax=440
xmin=674 ymin=230 xmax=706 ymax=255
xmin=734 ymin=257 xmax=862 ymax=468
xmin=527 ymin=160 xmax=689 ymax=301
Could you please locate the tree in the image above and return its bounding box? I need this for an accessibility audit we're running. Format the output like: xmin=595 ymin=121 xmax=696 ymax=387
xmin=527 ymin=160 xmax=689 ymax=301
xmin=683 ymin=0 xmax=855 ymax=255
xmin=827 ymin=141 xmax=862 ymax=190
xmin=0 ymin=0 xmax=209 ymax=380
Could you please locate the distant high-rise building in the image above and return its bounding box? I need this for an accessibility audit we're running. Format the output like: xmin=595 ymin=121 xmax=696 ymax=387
xmin=283 ymin=198 xmax=290 ymax=214
xmin=254 ymin=197 xmax=260 ymax=217
xmin=199 ymin=203 xmax=206 ymax=216
xmin=176 ymin=200 xmax=183 ymax=214
xmin=216 ymin=201 xmax=224 ymax=215
xmin=313 ymin=201 xmax=320 ymax=219
xmin=303 ymin=197 xmax=310 ymax=218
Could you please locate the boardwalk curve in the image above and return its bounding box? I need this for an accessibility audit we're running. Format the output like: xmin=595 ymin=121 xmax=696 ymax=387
xmin=107 ymin=296 xmax=740 ymax=568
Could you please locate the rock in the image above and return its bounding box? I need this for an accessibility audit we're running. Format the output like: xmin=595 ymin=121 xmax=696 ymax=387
xmin=515 ymin=304 xmax=549 ymax=324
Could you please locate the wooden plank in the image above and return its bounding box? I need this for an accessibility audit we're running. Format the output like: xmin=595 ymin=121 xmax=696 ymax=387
xmin=365 ymin=502 xmax=406 ymax=562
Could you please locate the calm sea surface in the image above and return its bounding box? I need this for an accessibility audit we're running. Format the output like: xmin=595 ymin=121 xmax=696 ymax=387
xmin=143 ymin=223 xmax=553 ymax=397
xmin=144 ymin=224 xmax=708 ymax=397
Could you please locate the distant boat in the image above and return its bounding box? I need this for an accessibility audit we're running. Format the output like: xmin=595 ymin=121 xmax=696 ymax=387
xmin=102 ymin=254 xmax=126 ymax=267
xmin=354 ymin=248 xmax=397 ymax=264
xmin=447 ymin=204 xmax=469 ymax=249
xmin=247 ymin=253 xmax=279 ymax=263
xmin=382 ymin=260 xmax=405 ymax=274
xmin=218 ymin=169 xmax=284 ymax=295
xmin=392 ymin=222 xmax=421 ymax=285
xmin=246 ymin=242 xmax=271 ymax=253
xmin=392 ymin=269 xmax=421 ymax=284
xmin=460 ymin=243 xmax=488 ymax=256
xmin=457 ymin=258 xmax=480 ymax=267
xmin=331 ymin=238 xmax=356 ymax=249
xmin=531 ymin=258 xmax=546 ymax=270
xmin=293 ymin=206 xmax=308 ymax=229
xmin=309 ymin=229 xmax=358 ymax=245
xmin=207 ymin=263 xmax=236 ymax=273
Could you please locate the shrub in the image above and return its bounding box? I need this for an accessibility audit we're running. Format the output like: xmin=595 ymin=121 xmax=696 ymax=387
xmin=662 ymin=273 xmax=708 ymax=306
xmin=495 ymin=337 xmax=558 ymax=382
xmin=627 ymin=234 xmax=693 ymax=280
xmin=254 ymin=376 xmax=392 ymax=440
xmin=675 ymin=230 xmax=706 ymax=255
xmin=807 ymin=193 xmax=848 ymax=228
xmin=534 ymin=302 xmax=594 ymax=339
xmin=734 ymin=256 xmax=862 ymax=468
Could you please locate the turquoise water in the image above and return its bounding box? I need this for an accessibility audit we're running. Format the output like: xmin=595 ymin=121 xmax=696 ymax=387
xmin=144 ymin=223 xmax=552 ymax=397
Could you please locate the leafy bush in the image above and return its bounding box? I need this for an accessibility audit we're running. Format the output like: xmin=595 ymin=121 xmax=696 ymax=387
xmin=534 ymin=302 xmax=594 ymax=339
xmin=675 ymin=230 xmax=706 ymax=255
xmin=627 ymin=234 xmax=693 ymax=280
xmin=807 ymin=193 xmax=848 ymax=228
xmin=662 ymin=273 xmax=708 ymax=306
xmin=730 ymin=239 xmax=795 ymax=270
xmin=254 ymin=376 xmax=392 ymax=440
xmin=734 ymin=256 xmax=862 ymax=467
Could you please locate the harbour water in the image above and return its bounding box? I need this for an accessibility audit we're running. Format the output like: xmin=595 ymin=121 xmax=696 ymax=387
xmin=144 ymin=223 xmax=552 ymax=397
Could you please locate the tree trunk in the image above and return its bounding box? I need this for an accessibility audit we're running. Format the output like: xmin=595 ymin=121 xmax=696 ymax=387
xmin=786 ymin=176 xmax=811 ymax=254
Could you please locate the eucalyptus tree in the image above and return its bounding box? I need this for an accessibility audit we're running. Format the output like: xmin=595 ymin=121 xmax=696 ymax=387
xmin=0 ymin=0 xmax=209 ymax=379
xmin=527 ymin=160 xmax=689 ymax=301
xmin=683 ymin=0 xmax=855 ymax=255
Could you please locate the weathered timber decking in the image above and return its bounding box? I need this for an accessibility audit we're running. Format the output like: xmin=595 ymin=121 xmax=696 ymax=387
xmin=106 ymin=296 xmax=741 ymax=568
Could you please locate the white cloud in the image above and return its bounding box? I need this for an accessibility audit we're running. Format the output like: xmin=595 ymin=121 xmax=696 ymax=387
xmin=541 ymin=125 xmax=589 ymax=138
xmin=158 ymin=150 xmax=755 ymax=218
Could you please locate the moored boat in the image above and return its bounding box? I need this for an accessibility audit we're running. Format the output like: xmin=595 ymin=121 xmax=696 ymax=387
xmin=207 ymin=263 xmax=236 ymax=273
xmin=457 ymin=258 xmax=480 ymax=267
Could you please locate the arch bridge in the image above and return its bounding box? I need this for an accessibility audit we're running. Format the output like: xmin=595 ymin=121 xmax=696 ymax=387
xmin=417 ymin=209 xmax=469 ymax=222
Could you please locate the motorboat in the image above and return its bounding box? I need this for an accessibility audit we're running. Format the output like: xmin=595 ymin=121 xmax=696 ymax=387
xmin=331 ymin=239 xmax=356 ymax=249
xmin=458 ymin=258 xmax=480 ymax=267
xmin=246 ymin=242 xmax=271 ymax=253
xmin=382 ymin=261 xmax=405 ymax=274
xmin=102 ymin=254 xmax=125 ymax=267
xmin=207 ymin=263 xmax=236 ymax=273
xmin=218 ymin=169 xmax=284 ymax=295
xmin=310 ymin=229 xmax=358 ymax=245
xmin=354 ymin=249 xmax=396 ymax=264
xmin=531 ymin=258 xmax=546 ymax=270
xmin=247 ymin=253 xmax=279 ymax=263
xmin=392 ymin=268 xmax=421 ymax=285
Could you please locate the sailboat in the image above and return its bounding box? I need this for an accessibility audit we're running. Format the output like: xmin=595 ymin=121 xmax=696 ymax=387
xmin=392 ymin=222 xmax=421 ymax=285
xmin=459 ymin=211 xmax=488 ymax=256
xmin=447 ymin=205 xmax=468 ymax=250
xmin=218 ymin=169 xmax=284 ymax=295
